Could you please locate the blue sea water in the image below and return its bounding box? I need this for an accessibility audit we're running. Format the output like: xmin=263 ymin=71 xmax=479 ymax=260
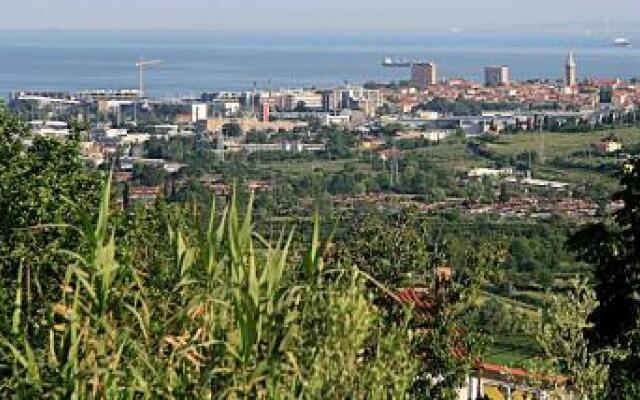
xmin=0 ymin=30 xmax=638 ymax=97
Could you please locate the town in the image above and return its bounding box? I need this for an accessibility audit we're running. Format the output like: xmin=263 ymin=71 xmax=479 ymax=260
xmin=7 ymin=50 xmax=640 ymax=220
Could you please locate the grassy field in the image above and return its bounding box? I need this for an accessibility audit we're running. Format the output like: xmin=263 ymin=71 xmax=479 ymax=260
xmin=465 ymin=128 xmax=640 ymax=189
xmin=257 ymin=158 xmax=369 ymax=175
xmin=485 ymin=127 xmax=640 ymax=159
xmin=417 ymin=142 xmax=489 ymax=171
xmin=485 ymin=334 xmax=541 ymax=366
xmin=534 ymin=164 xmax=618 ymax=188
xmin=254 ymin=144 xmax=481 ymax=177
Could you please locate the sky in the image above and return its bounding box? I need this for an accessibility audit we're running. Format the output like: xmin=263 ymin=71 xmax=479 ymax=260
xmin=2 ymin=0 xmax=639 ymax=32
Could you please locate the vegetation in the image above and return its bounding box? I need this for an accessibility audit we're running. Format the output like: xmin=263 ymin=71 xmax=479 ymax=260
xmin=1 ymin=175 xmax=420 ymax=397
xmin=568 ymin=158 xmax=640 ymax=397
xmin=3 ymin=105 xmax=640 ymax=398
xmin=0 ymin=111 xmax=100 ymax=342
xmin=0 ymin=109 xmax=508 ymax=398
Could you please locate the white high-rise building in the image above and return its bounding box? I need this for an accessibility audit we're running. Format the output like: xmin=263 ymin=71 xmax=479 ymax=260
xmin=191 ymin=103 xmax=208 ymax=122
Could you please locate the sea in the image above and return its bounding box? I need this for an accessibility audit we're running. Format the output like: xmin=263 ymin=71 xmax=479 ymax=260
xmin=0 ymin=30 xmax=639 ymax=98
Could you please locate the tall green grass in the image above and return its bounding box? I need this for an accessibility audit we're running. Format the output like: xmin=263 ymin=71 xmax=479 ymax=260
xmin=1 ymin=174 xmax=416 ymax=398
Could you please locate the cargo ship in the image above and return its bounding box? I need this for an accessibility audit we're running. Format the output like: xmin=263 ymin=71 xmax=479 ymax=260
xmin=381 ymin=57 xmax=413 ymax=68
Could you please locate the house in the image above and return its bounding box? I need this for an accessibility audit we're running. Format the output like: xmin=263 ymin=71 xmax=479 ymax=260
xmin=28 ymin=120 xmax=70 ymax=137
xmin=468 ymin=168 xmax=513 ymax=178
xmin=128 ymin=186 xmax=162 ymax=206
xmin=246 ymin=180 xmax=271 ymax=191
xmin=206 ymin=117 xmax=307 ymax=134
xmin=397 ymin=285 xmax=574 ymax=400
xmin=378 ymin=148 xmax=403 ymax=162
xmin=394 ymin=129 xmax=454 ymax=142
xmin=593 ymin=137 xmax=622 ymax=155
xmin=359 ymin=138 xmax=386 ymax=151
xmin=464 ymin=362 xmax=571 ymax=400
xmin=80 ymin=141 xmax=107 ymax=166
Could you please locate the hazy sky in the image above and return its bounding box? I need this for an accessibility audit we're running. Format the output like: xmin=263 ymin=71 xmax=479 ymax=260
xmin=2 ymin=0 xmax=639 ymax=32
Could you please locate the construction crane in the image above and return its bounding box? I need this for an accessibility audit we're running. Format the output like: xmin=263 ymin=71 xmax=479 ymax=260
xmin=135 ymin=58 xmax=163 ymax=98
xmin=133 ymin=58 xmax=162 ymax=125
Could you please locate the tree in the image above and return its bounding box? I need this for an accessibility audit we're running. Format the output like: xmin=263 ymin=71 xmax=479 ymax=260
xmin=336 ymin=210 xmax=505 ymax=398
xmin=498 ymin=182 xmax=511 ymax=203
xmin=222 ymin=122 xmax=242 ymax=137
xmin=338 ymin=210 xmax=430 ymax=285
xmin=467 ymin=179 xmax=484 ymax=203
xmin=382 ymin=123 xmax=405 ymax=136
xmin=599 ymin=86 xmax=613 ymax=104
xmin=569 ymin=158 xmax=640 ymax=396
xmin=323 ymin=128 xmax=354 ymax=158
xmin=0 ymin=108 xmax=100 ymax=340
xmin=535 ymin=280 xmax=619 ymax=399
xmin=409 ymin=244 xmax=503 ymax=399
xmin=132 ymin=162 xmax=167 ymax=186
xmin=507 ymin=239 xmax=535 ymax=271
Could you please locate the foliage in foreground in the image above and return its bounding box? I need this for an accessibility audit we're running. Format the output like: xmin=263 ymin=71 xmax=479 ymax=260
xmin=569 ymin=157 xmax=640 ymax=397
xmin=0 ymin=109 xmax=100 ymax=341
xmin=0 ymin=175 xmax=418 ymax=398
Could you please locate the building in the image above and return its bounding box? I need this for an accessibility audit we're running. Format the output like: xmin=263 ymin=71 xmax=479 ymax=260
xmin=128 ymin=186 xmax=162 ymax=207
xmin=323 ymin=114 xmax=351 ymax=126
xmin=593 ymin=137 xmax=623 ymax=154
xmin=411 ymin=62 xmax=437 ymax=87
xmin=90 ymin=125 xmax=128 ymax=140
xmin=566 ymin=51 xmax=577 ymax=87
xmin=97 ymin=99 xmax=135 ymax=115
xmin=80 ymin=141 xmax=107 ymax=167
xmin=279 ymin=89 xmax=323 ymax=111
xmin=206 ymin=117 xmax=308 ymax=134
xmin=322 ymin=89 xmax=342 ymax=112
xmin=191 ymin=103 xmax=208 ymax=122
xmin=28 ymin=120 xmax=71 ymax=137
xmin=321 ymin=86 xmax=383 ymax=116
xmin=211 ymin=99 xmax=241 ymax=117
xmin=484 ymin=66 xmax=510 ymax=87
xmin=467 ymin=167 xmax=513 ymax=178
xmin=11 ymin=91 xmax=80 ymax=114
xmin=357 ymin=89 xmax=384 ymax=116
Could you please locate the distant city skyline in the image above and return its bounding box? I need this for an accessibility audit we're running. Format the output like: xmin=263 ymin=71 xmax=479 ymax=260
xmin=2 ymin=0 xmax=640 ymax=32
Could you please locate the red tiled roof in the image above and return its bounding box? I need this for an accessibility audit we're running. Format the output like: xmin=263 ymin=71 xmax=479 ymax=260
xmin=479 ymin=362 xmax=568 ymax=385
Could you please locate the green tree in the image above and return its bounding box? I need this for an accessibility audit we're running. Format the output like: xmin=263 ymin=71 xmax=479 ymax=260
xmin=410 ymin=244 xmax=502 ymax=399
xmin=498 ymin=182 xmax=511 ymax=203
xmin=132 ymin=162 xmax=167 ymax=186
xmin=0 ymin=108 xmax=100 ymax=340
xmin=337 ymin=210 xmax=503 ymax=398
xmin=222 ymin=122 xmax=242 ymax=137
xmin=535 ymin=280 xmax=620 ymax=399
xmin=382 ymin=122 xmax=405 ymax=136
xmin=569 ymin=158 xmax=640 ymax=396
xmin=323 ymin=128 xmax=354 ymax=158
xmin=338 ymin=210 xmax=430 ymax=285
